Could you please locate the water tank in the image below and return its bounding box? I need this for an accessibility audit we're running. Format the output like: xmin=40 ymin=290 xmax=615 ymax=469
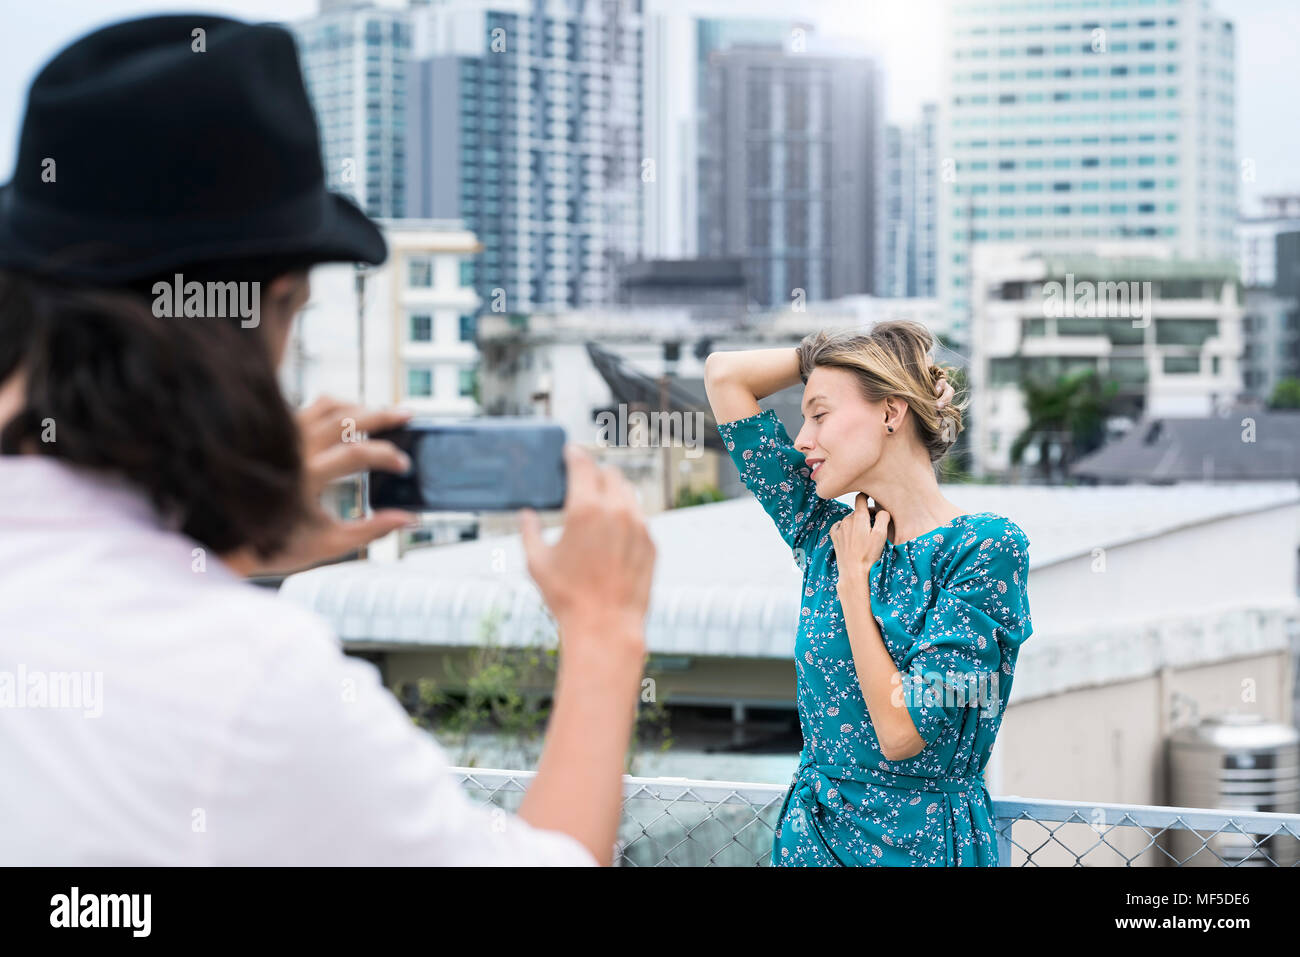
xmin=1167 ymin=713 xmax=1300 ymax=866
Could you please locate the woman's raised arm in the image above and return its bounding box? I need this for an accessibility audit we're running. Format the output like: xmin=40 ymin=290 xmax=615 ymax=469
xmin=703 ymin=347 xmax=802 ymax=425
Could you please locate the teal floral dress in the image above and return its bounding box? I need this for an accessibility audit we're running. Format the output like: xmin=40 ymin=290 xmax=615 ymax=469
xmin=718 ymin=408 xmax=1034 ymax=866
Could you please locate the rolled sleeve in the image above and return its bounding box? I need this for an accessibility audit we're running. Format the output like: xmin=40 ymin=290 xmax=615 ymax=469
xmin=898 ymin=588 xmax=1008 ymax=748
xmin=898 ymin=524 xmax=1033 ymax=748
xmin=718 ymin=408 xmax=835 ymax=557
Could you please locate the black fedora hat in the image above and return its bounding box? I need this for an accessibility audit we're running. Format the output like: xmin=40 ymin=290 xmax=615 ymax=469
xmin=0 ymin=13 xmax=386 ymax=284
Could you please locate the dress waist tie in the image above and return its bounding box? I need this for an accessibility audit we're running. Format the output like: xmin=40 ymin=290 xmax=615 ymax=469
xmin=786 ymin=759 xmax=986 ymax=818
xmin=778 ymin=759 xmax=989 ymax=865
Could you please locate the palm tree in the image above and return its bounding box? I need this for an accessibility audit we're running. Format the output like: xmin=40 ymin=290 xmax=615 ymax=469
xmin=1010 ymin=368 xmax=1120 ymax=482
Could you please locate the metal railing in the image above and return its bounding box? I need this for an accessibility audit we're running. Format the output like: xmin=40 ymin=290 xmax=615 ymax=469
xmin=452 ymin=766 xmax=1300 ymax=866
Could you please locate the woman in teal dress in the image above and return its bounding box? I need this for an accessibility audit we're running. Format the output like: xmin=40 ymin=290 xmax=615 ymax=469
xmin=703 ymin=321 xmax=1033 ymax=867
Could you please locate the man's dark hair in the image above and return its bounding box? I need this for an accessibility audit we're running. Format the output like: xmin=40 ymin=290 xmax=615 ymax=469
xmin=0 ymin=266 xmax=309 ymax=558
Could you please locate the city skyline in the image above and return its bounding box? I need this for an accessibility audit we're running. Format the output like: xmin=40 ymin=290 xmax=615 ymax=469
xmin=0 ymin=0 xmax=1295 ymax=216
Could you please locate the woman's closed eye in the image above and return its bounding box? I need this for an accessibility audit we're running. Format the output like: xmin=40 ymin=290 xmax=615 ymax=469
xmin=812 ymin=412 xmax=826 ymax=422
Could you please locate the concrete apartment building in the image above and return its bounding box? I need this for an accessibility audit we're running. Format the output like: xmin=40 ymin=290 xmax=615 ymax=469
xmin=280 ymin=219 xmax=484 ymax=551
xmin=966 ymin=242 xmax=1243 ymax=477
xmin=284 ymin=219 xmax=482 ymax=414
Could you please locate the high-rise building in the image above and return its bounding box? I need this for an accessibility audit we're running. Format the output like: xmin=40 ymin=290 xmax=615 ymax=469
xmin=406 ymin=0 xmax=642 ymax=313
xmin=882 ymin=103 xmax=940 ymax=299
xmin=882 ymin=124 xmax=914 ymax=299
xmin=1241 ymin=288 xmax=1299 ymax=403
xmin=642 ymin=6 xmax=813 ymax=260
xmin=1276 ymin=231 xmax=1300 ymax=305
xmin=914 ymin=103 xmax=940 ymax=301
xmin=938 ymin=0 xmax=1238 ymax=347
xmin=1238 ymin=203 xmax=1300 ymax=401
xmin=292 ymin=1 xmax=413 ymax=219
xmin=698 ymin=44 xmax=884 ymax=308
xmin=1238 ymin=195 xmax=1300 ymax=289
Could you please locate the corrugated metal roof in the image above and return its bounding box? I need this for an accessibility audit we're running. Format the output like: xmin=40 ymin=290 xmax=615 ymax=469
xmin=279 ymin=481 xmax=1300 ymax=658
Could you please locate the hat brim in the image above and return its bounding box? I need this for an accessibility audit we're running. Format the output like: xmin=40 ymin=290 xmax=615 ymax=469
xmin=0 ymin=182 xmax=388 ymax=284
xmin=309 ymin=191 xmax=389 ymax=268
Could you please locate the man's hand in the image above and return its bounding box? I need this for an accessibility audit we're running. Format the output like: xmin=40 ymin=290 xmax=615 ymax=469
xmin=241 ymin=396 xmax=417 ymax=577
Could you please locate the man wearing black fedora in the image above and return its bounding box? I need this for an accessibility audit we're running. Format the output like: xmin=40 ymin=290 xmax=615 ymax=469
xmin=0 ymin=14 xmax=655 ymax=867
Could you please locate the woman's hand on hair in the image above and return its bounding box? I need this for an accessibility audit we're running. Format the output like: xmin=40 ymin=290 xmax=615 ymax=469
xmin=830 ymin=493 xmax=891 ymax=594
xmin=934 ymin=374 xmax=954 ymax=410
xmin=240 ymin=396 xmax=417 ymax=577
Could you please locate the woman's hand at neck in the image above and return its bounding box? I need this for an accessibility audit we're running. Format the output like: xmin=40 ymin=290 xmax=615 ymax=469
xmin=854 ymin=451 xmax=965 ymax=547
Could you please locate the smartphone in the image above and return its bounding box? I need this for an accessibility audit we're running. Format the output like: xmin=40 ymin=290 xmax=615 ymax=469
xmin=367 ymin=417 xmax=567 ymax=512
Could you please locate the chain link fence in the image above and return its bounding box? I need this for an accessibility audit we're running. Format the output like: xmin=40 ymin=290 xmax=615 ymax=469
xmin=452 ymin=767 xmax=1300 ymax=866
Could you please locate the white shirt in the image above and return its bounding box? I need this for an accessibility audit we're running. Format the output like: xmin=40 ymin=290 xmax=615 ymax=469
xmin=0 ymin=455 xmax=597 ymax=866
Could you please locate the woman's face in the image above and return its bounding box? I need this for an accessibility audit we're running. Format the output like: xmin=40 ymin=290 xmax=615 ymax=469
xmin=792 ymin=365 xmax=888 ymax=500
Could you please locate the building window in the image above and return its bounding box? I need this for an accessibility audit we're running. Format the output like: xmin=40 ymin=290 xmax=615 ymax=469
xmin=407 ymin=367 xmax=433 ymax=397
xmin=1159 ymin=280 xmax=1206 ymax=299
xmin=989 ymin=357 xmax=1022 ymax=386
xmin=458 ymin=366 xmax=477 ymax=398
xmin=1155 ymin=319 xmax=1218 ymax=347
xmin=459 ymin=314 xmax=477 ymax=342
xmin=1109 ymin=357 xmax=1148 ymax=385
xmin=409 ymin=257 xmax=433 ymax=287
xmin=410 ymin=314 xmax=433 ymax=342
xmin=1058 ymin=316 xmax=1107 ymax=336
xmin=1162 ymin=355 xmax=1200 ymax=375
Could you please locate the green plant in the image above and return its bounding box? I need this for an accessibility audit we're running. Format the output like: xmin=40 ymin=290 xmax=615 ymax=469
xmin=674 ymin=484 xmax=726 ymax=508
xmin=625 ymin=684 xmax=674 ymax=776
xmin=1268 ymin=377 xmax=1300 ymax=409
xmin=406 ymin=607 xmax=676 ymax=774
xmin=1010 ymin=368 xmax=1120 ymax=482
xmin=408 ymin=606 xmax=556 ymax=768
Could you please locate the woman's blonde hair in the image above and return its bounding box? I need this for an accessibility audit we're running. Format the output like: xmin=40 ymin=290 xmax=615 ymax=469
xmin=795 ymin=320 xmax=968 ymax=464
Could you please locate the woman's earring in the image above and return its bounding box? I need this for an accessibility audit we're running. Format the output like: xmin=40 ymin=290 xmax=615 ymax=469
xmin=886 ymin=425 xmax=894 ymax=433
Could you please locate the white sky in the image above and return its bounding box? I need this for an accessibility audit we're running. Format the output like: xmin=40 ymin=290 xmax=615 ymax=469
xmin=0 ymin=0 xmax=1295 ymax=214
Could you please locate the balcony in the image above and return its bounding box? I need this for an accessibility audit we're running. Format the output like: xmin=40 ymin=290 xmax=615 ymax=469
xmin=453 ymin=767 xmax=1300 ymax=867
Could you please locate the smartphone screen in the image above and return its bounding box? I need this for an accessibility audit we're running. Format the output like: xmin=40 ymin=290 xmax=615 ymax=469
xmin=368 ymin=418 xmax=566 ymax=512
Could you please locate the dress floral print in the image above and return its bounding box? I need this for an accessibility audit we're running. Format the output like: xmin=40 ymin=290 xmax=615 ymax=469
xmin=718 ymin=408 xmax=1034 ymax=866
